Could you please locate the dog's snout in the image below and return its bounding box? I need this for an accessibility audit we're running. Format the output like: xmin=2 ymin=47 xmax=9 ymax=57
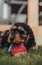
xmin=14 ymin=33 xmax=20 ymax=40
xmin=13 ymin=33 xmax=21 ymax=43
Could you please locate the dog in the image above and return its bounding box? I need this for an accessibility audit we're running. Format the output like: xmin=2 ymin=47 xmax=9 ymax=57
xmin=7 ymin=23 xmax=36 ymax=56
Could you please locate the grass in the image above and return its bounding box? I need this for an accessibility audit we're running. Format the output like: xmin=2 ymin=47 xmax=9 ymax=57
xmin=0 ymin=46 xmax=42 ymax=65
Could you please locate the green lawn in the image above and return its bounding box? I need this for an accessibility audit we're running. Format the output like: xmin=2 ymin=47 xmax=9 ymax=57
xmin=0 ymin=46 xmax=42 ymax=65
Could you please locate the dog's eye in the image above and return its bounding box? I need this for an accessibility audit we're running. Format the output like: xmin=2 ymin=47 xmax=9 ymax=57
xmin=11 ymin=29 xmax=18 ymax=35
xmin=11 ymin=30 xmax=14 ymax=33
xmin=19 ymin=30 xmax=26 ymax=35
xmin=19 ymin=30 xmax=27 ymax=38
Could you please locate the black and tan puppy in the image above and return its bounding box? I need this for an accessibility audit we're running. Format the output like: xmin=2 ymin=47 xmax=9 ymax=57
xmin=14 ymin=23 xmax=36 ymax=49
xmin=8 ymin=23 xmax=36 ymax=56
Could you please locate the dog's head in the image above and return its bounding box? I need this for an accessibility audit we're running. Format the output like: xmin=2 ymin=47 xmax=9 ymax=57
xmin=8 ymin=23 xmax=29 ymax=44
xmin=7 ymin=23 xmax=36 ymax=50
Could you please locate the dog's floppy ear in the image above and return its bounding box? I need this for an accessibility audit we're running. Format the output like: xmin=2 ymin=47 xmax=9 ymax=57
xmin=7 ymin=33 xmax=11 ymax=43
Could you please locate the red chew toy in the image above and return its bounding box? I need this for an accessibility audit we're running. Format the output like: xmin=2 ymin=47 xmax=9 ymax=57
xmin=10 ymin=42 xmax=27 ymax=55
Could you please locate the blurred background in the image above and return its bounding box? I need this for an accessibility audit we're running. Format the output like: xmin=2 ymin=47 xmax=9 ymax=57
xmin=0 ymin=0 xmax=27 ymax=24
